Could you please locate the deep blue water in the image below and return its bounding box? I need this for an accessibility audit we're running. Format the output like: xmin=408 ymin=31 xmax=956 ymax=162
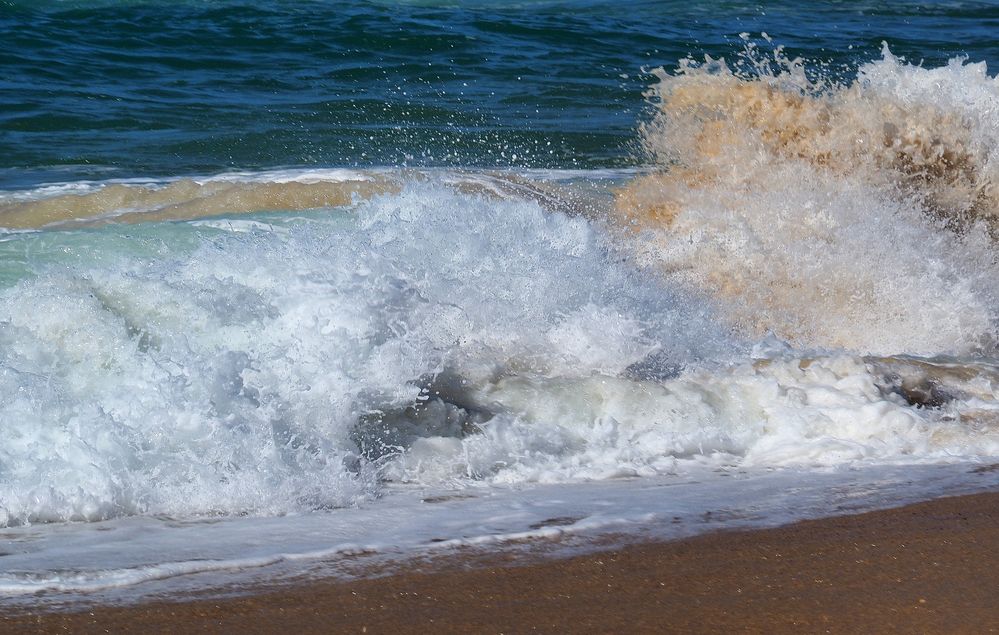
xmin=1 ymin=0 xmax=998 ymax=187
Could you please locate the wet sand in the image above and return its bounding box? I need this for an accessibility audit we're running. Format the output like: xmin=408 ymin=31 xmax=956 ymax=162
xmin=5 ymin=491 xmax=999 ymax=634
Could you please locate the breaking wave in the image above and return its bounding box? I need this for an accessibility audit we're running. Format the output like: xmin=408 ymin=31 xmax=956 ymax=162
xmin=3 ymin=43 xmax=999 ymax=531
xmin=616 ymin=39 xmax=999 ymax=355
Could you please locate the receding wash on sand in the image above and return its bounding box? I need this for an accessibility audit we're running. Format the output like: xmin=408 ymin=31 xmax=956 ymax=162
xmin=0 ymin=0 xmax=998 ymax=620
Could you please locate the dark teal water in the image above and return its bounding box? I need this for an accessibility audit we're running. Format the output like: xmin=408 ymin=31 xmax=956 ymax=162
xmin=1 ymin=0 xmax=998 ymax=188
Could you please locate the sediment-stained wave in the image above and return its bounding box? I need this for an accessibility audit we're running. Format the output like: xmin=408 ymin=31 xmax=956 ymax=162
xmin=615 ymin=42 xmax=999 ymax=355
xmin=0 ymin=169 xmax=592 ymax=230
xmin=0 ymin=172 xmax=398 ymax=229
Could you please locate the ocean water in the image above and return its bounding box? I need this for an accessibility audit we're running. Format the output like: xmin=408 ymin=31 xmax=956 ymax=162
xmin=2 ymin=0 xmax=999 ymax=604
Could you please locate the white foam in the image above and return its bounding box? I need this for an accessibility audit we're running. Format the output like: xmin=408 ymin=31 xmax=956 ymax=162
xmin=0 ymin=181 xmax=727 ymax=527
xmin=2 ymin=464 xmax=996 ymax=602
xmin=385 ymin=355 xmax=999 ymax=486
xmin=193 ymin=167 xmax=377 ymax=185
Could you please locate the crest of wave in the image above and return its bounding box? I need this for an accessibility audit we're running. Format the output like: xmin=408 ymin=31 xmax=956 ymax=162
xmin=616 ymin=38 xmax=999 ymax=356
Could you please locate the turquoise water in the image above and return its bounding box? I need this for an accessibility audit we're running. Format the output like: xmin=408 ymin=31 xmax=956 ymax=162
xmin=2 ymin=1 xmax=998 ymax=186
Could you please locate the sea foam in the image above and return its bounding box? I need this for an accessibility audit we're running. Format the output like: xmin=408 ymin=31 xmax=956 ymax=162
xmin=0 ymin=181 xmax=722 ymax=526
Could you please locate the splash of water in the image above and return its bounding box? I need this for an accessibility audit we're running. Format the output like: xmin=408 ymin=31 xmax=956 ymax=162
xmin=616 ymin=40 xmax=999 ymax=355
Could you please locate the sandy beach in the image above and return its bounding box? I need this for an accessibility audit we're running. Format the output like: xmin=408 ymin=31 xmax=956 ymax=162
xmin=4 ymin=490 xmax=998 ymax=634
